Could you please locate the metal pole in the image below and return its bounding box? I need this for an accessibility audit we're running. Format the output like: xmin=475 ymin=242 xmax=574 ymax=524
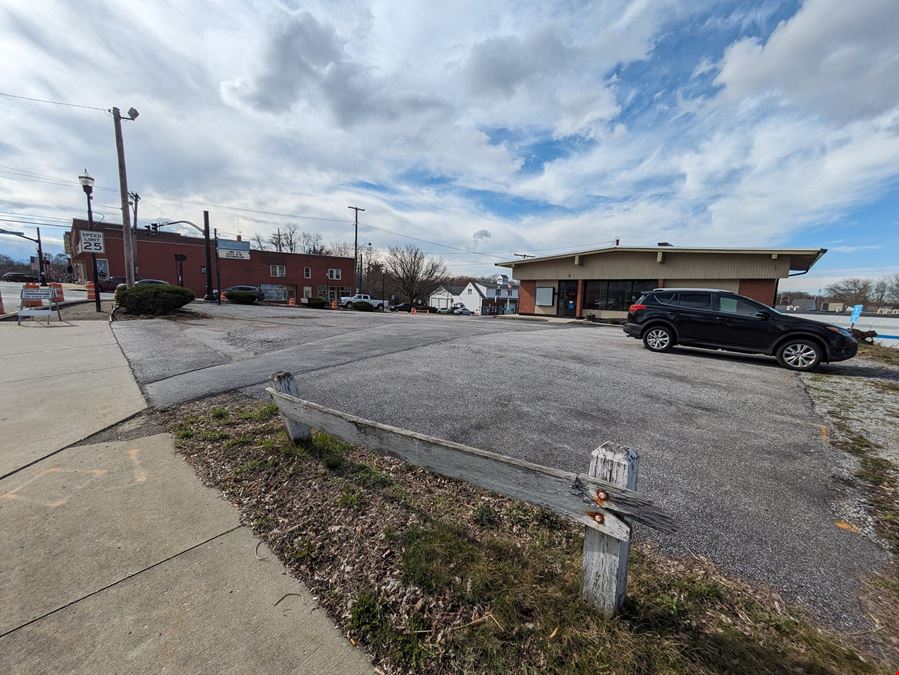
xmin=85 ymin=193 xmax=102 ymax=312
xmin=203 ymin=211 xmax=214 ymax=300
xmin=214 ymin=228 xmax=222 ymax=305
xmin=112 ymin=107 xmax=136 ymax=287
xmin=130 ymin=192 xmax=140 ymax=276
xmin=349 ymin=206 xmax=364 ymax=293
xmin=35 ymin=227 xmax=46 ymax=286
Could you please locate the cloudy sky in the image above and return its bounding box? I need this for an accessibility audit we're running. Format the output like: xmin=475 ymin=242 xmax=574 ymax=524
xmin=1 ymin=0 xmax=897 ymax=291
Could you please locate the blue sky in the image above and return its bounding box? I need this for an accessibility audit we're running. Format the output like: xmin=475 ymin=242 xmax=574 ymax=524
xmin=1 ymin=0 xmax=897 ymax=290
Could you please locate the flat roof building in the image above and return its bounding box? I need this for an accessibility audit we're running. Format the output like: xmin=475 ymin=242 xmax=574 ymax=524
xmin=70 ymin=219 xmax=355 ymax=302
xmin=496 ymin=245 xmax=826 ymax=319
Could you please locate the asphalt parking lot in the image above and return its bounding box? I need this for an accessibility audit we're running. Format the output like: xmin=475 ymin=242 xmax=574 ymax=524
xmin=111 ymin=302 xmax=889 ymax=630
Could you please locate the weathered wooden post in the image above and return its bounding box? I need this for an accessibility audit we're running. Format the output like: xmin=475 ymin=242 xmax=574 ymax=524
xmin=581 ymin=441 xmax=639 ymax=616
xmin=269 ymin=371 xmax=311 ymax=442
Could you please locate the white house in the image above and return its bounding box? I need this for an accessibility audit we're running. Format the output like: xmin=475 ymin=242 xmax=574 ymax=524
xmin=429 ymin=285 xmax=465 ymax=310
xmin=458 ymin=276 xmax=519 ymax=314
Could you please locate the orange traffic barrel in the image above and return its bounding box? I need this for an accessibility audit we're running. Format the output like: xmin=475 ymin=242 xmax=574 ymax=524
xmin=50 ymin=282 xmax=64 ymax=303
xmin=85 ymin=281 xmax=96 ymax=301
xmin=330 ymin=299 xmax=338 ymax=309
xmin=288 ymin=297 xmax=296 ymax=306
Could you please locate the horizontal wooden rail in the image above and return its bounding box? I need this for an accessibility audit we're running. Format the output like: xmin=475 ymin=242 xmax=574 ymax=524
xmin=266 ymin=383 xmax=674 ymax=539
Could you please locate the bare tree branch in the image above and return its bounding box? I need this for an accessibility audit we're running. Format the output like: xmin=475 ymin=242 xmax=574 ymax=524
xmin=384 ymin=244 xmax=448 ymax=303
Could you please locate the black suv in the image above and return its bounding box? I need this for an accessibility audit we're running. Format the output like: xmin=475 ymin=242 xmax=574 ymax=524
xmin=622 ymin=288 xmax=857 ymax=371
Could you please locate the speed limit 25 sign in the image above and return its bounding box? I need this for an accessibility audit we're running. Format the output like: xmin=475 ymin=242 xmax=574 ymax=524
xmin=78 ymin=231 xmax=106 ymax=254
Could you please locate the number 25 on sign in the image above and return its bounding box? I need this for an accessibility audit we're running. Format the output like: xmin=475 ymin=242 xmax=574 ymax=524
xmin=79 ymin=232 xmax=105 ymax=254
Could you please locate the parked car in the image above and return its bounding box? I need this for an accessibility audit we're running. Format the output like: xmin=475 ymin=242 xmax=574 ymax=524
xmin=622 ymin=288 xmax=857 ymax=371
xmin=2 ymin=272 xmax=38 ymax=282
xmin=115 ymin=278 xmax=169 ymax=292
xmin=339 ymin=293 xmax=386 ymax=310
xmin=219 ymin=285 xmax=264 ymax=300
xmin=98 ymin=276 xmax=127 ymax=292
xmin=453 ymin=308 xmax=474 ymax=315
xmin=391 ymin=303 xmax=415 ymax=312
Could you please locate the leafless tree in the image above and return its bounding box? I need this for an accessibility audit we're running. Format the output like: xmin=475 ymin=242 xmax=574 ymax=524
xmin=329 ymin=240 xmax=353 ymax=257
xmin=250 ymin=233 xmax=268 ymax=251
xmin=825 ymin=277 xmax=872 ymax=306
xmin=872 ymin=279 xmax=888 ymax=308
xmin=281 ymin=224 xmax=300 ymax=253
xmin=301 ymin=231 xmax=329 ymax=255
xmin=384 ymin=244 xmax=448 ymax=303
xmin=269 ymin=229 xmax=285 ymax=252
xmin=885 ymin=273 xmax=899 ymax=305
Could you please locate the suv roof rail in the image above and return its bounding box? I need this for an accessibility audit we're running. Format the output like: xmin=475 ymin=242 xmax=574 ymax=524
xmin=652 ymin=287 xmax=730 ymax=292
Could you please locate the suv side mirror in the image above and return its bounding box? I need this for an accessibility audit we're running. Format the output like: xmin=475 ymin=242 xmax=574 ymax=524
xmin=755 ymin=310 xmax=771 ymax=320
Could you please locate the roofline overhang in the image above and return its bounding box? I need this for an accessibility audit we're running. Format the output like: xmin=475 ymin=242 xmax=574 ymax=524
xmin=495 ymin=246 xmax=828 ymax=272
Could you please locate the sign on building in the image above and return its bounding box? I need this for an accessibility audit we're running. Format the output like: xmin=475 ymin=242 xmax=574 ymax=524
xmin=216 ymin=238 xmax=251 ymax=260
xmin=78 ymin=231 xmax=105 ymax=254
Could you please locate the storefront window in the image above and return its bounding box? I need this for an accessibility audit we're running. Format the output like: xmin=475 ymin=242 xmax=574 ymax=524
xmin=582 ymin=280 xmax=655 ymax=311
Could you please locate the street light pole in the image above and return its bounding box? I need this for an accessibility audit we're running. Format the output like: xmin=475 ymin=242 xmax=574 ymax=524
xmin=214 ymin=228 xmax=222 ymax=305
xmin=35 ymin=228 xmax=46 ymax=286
xmin=151 ymin=215 xmax=213 ymax=299
xmin=78 ymin=170 xmax=103 ymax=312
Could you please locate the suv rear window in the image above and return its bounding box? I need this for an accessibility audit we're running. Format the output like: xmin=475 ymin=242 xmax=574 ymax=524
xmin=659 ymin=292 xmax=712 ymax=309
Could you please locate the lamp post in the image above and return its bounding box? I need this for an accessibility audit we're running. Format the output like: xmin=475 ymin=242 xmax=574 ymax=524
xmin=150 ymin=211 xmax=214 ymax=300
xmin=78 ymin=170 xmax=103 ymax=312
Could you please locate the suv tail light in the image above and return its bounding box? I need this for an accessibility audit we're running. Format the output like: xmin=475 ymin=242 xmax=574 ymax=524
xmin=629 ymin=303 xmax=647 ymax=312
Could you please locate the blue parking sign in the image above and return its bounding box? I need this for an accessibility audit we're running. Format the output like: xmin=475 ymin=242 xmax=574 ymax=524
xmin=850 ymin=304 xmax=863 ymax=324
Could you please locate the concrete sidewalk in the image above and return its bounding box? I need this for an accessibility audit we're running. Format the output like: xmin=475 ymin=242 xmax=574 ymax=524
xmin=0 ymin=321 xmax=371 ymax=673
xmin=0 ymin=321 xmax=146 ymax=477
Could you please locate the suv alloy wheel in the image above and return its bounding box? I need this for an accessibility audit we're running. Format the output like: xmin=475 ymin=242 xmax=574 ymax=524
xmin=643 ymin=325 xmax=674 ymax=352
xmin=775 ymin=339 xmax=822 ymax=371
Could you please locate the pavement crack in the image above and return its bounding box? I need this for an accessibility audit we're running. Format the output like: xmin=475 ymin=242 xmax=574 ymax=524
xmin=0 ymin=525 xmax=243 ymax=640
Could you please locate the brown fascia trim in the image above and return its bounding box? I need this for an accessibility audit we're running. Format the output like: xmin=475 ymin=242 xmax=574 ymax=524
xmin=495 ymin=246 xmax=827 ymax=269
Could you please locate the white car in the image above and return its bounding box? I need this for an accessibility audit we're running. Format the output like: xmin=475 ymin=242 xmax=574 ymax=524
xmin=339 ymin=293 xmax=386 ymax=310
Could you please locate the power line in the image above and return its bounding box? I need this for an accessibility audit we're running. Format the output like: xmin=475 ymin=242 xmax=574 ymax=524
xmin=0 ymin=91 xmax=107 ymax=112
xmin=0 ymin=164 xmax=619 ymax=258
xmin=0 ymin=217 xmax=72 ymax=230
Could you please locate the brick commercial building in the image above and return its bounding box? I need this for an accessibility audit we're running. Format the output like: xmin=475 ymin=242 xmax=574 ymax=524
xmin=70 ymin=220 xmax=355 ymax=302
xmin=497 ymin=245 xmax=826 ymax=319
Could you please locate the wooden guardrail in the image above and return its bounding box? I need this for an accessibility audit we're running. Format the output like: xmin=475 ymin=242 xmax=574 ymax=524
xmin=267 ymin=371 xmax=674 ymax=616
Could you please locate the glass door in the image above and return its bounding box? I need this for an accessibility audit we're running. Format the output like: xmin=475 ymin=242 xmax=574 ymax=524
xmin=557 ymin=280 xmax=578 ymax=317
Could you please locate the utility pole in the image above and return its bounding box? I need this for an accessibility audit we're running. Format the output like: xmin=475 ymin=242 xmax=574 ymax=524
xmin=130 ymin=191 xmax=140 ymax=275
xmin=203 ymin=211 xmax=213 ymax=300
xmin=112 ymin=106 xmax=137 ymax=287
xmin=348 ymin=205 xmax=364 ymax=293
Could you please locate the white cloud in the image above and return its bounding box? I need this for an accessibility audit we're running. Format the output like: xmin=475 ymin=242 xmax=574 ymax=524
xmin=0 ymin=0 xmax=897 ymax=283
xmin=715 ymin=0 xmax=899 ymax=122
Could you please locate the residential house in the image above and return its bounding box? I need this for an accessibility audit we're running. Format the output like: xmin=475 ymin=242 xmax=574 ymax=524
xmin=429 ymin=285 xmax=465 ymax=311
xmin=457 ymin=277 xmax=519 ymax=315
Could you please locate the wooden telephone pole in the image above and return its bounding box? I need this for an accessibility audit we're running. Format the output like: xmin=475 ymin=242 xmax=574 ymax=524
xmin=112 ymin=106 xmax=137 ymax=287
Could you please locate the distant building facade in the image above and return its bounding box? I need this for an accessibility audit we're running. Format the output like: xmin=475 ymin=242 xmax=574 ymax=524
xmin=497 ymin=246 xmax=826 ymax=319
xmin=429 ymin=285 xmax=465 ymax=311
xmin=69 ymin=220 xmax=355 ymax=302
xmin=457 ymin=277 xmax=519 ymax=315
